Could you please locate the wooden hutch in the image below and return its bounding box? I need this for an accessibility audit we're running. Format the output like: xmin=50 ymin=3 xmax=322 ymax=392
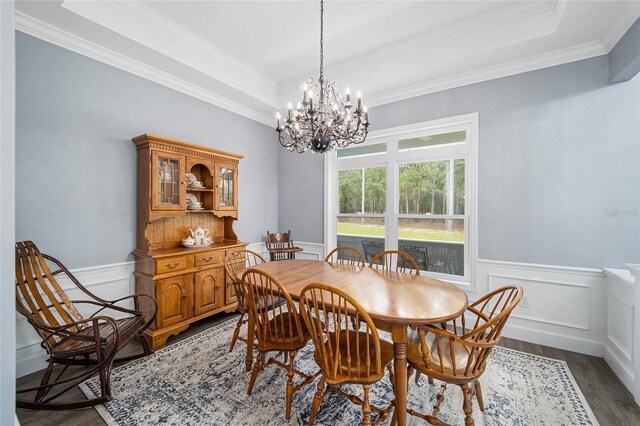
xmin=132 ymin=134 xmax=246 ymax=350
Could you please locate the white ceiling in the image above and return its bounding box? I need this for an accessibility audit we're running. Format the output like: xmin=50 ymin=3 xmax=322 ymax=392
xmin=15 ymin=1 xmax=640 ymax=125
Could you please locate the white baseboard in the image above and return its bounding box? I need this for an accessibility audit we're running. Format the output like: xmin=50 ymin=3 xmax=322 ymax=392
xmin=605 ymin=345 xmax=635 ymax=392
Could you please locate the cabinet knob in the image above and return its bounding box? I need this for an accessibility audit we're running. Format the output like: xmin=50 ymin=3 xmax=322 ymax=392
xmin=166 ymin=261 xmax=180 ymax=269
xmin=203 ymin=256 xmax=214 ymax=262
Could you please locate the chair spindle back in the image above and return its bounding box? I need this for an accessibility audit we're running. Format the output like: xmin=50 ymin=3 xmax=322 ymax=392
xmin=299 ymin=283 xmax=384 ymax=382
xmin=421 ymin=285 xmax=523 ymax=378
xmin=324 ymin=246 xmax=365 ymax=267
xmin=224 ymin=249 xmax=267 ymax=310
xmin=369 ymin=250 xmax=420 ymax=276
xmin=242 ymin=268 xmax=305 ymax=349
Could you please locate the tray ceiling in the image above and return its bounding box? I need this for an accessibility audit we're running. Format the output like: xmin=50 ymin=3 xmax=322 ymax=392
xmin=15 ymin=0 xmax=640 ymax=125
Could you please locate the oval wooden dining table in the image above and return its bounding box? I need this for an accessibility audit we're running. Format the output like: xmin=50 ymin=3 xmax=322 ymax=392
xmin=244 ymin=259 xmax=468 ymax=426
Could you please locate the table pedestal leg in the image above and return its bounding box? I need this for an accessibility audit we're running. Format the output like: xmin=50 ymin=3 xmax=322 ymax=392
xmin=245 ymin=312 xmax=254 ymax=372
xmin=392 ymin=324 xmax=408 ymax=426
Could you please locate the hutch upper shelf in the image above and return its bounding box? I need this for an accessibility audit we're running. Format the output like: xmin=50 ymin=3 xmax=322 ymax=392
xmin=132 ymin=134 xmax=242 ymax=223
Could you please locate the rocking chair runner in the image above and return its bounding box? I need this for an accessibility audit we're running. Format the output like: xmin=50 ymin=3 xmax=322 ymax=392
xmin=15 ymin=241 xmax=157 ymax=410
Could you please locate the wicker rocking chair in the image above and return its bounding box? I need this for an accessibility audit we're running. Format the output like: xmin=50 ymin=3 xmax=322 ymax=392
xmin=15 ymin=241 xmax=157 ymax=410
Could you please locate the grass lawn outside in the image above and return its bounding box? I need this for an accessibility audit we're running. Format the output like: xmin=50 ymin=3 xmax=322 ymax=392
xmin=337 ymin=223 xmax=464 ymax=242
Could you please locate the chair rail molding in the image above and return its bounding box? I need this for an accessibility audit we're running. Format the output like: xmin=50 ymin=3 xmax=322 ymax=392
xmin=14 ymin=250 xmax=621 ymax=383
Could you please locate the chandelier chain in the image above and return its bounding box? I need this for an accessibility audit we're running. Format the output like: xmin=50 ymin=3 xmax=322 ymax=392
xmin=319 ymin=0 xmax=324 ymax=85
xmin=275 ymin=0 xmax=369 ymax=153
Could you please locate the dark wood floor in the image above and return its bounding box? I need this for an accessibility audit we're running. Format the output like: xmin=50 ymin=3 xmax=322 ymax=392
xmin=16 ymin=314 xmax=640 ymax=426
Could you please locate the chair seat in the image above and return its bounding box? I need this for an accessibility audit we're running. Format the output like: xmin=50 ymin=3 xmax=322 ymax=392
xmin=51 ymin=315 xmax=145 ymax=358
xmin=314 ymin=331 xmax=394 ymax=384
xmin=406 ymin=329 xmax=475 ymax=378
xmin=258 ymin=312 xmax=311 ymax=351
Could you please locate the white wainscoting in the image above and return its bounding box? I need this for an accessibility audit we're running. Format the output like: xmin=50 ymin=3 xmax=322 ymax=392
xmin=603 ymin=268 xmax=635 ymax=395
xmin=476 ymin=259 xmax=607 ymax=357
xmin=18 ymin=247 xmax=610 ymax=380
xmin=16 ymin=242 xmax=326 ymax=378
xmin=16 ymin=261 xmax=136 ymax=378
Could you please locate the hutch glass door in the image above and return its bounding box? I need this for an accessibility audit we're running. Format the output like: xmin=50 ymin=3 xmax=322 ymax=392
xmin=152 ymin=151 xmax=185 ymax=211
xmin=217 ymin=165 xmax=236 ymax=210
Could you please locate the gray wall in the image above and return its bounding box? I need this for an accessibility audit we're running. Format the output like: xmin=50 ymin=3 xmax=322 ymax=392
xmin=277 ymin=147 xmax=324 ymax=243
xmin=16 ymin=33 xmax=278 ymax=269
xmin=278 ymin=55 xmax=640 ymax=269
xmin=610 ymin=18 xmax=640 ymax=83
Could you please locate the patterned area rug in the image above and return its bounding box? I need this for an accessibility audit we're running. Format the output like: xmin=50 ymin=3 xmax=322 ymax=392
xmin=81 ymin=317 xmax=599 ymax=425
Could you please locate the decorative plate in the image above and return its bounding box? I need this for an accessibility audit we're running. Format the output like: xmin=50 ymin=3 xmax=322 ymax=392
xmin=186 ymin=172 xmax=197 ymax=185
xmin=186 ymin=193 xmax=198 ymax=205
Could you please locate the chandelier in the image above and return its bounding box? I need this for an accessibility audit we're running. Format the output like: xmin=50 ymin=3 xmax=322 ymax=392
xmin=275 ymin=0 xmax=369 ymax=154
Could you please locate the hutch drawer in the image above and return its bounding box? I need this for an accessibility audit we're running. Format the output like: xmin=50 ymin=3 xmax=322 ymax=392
xmin=156 ymin=255 xmax=188 ymax=275
xmin=132 ymin=133 xmax=245 ymax=350
xmin=194 ymin=250 xmax=224 ymax=267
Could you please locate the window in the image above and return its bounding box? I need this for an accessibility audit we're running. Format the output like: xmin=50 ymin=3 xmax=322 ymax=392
xmin=326 ymin=114 xmax=477 ymax=283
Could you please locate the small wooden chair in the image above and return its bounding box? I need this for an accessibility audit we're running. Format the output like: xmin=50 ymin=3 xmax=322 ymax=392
xmin=15 ymin=241 xmax=157 ymax=410
xmin=223 ymin=249 xmax=268 ymax=352
xmin=241 ymin=268 xmax=318 ymax=420
xmin=369 ymin=250 xmax=420 ymax=276
xmin=405 ymin=285 xmax=523 ymax=425
xmin=266 ymin=230 xmax=303 ymax=261
xmin=324 ymin=246 xmax=366 ymax=267
xmin=299 ymin=283 xmax=396 ymax=426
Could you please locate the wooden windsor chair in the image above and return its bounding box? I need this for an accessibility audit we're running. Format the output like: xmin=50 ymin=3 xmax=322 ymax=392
xmin=224 ymin=249 xmax=268 ymax=352
xmin=324 ymin=246 xmax=366 ymax=267
xmin=299 ymin=283 xmax=396 ymax=426
xmin=405 ymin=285 xmax=523 ymax=426
xmin=14 ymin=241 xmax=157 ymax=410
xmin=369 ymin=250 xmax=421 ymax=276
xmin=241 ymin=268 xmax=319 ymax=420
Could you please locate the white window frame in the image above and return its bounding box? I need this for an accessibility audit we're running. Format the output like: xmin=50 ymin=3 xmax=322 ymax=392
xmin=324 ymin=113 xmax=478 ymax=289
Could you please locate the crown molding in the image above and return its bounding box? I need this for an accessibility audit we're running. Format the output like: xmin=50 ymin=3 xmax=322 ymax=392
xmin=14 ymin=1 xmax=632 ymax=128
xmin=61 ymin=0 xmax=279 ymax=108
xmin=365 ymin=41 xmax=607 ymax=107
xmin=15 ymin=11 xmax=274 ymax=126
xmin=279 ymin=0 xmax=564 ymax=98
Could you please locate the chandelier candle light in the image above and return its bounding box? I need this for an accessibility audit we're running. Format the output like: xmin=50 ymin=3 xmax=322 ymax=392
xmin=276 ymin=0 xmax=369 ymax=153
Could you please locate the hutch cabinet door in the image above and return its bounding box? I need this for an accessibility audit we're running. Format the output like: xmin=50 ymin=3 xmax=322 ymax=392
xmin=225 ymin=276 xmax=237 ymax=305
xmin=151 ymin=151 xmax=186 ymax=211
xmin=194 ymin=267 xmax=224 ymax=316
xmin=215 ymin=163 xmax=238 ymax=211
xmin=156 ymin=275 xmax=192 ymax=327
